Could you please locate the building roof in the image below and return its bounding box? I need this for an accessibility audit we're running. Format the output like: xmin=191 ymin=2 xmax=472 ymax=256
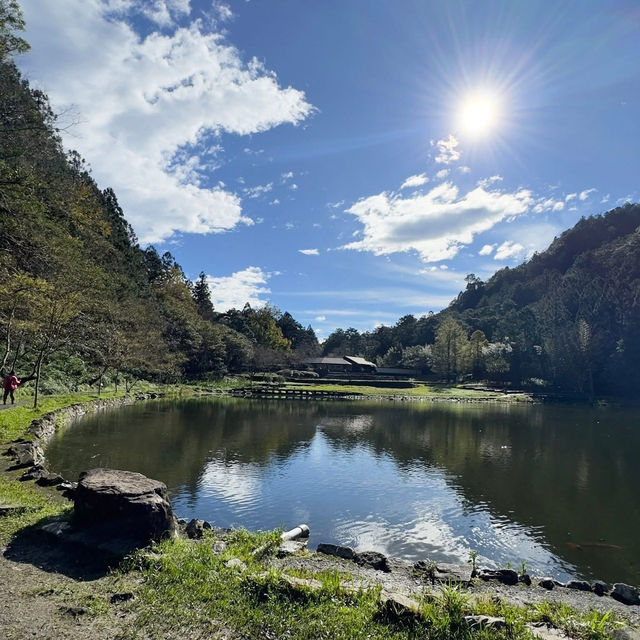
xmin=344 ymin=355 xmax=377 ymax=368
xmin=306 ymin=357 xmax=353 ymax=366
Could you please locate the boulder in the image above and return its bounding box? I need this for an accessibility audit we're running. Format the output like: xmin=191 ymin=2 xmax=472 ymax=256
xmin=378 ymin=591 xmax=422 ymax=623
xmin=355 ymin=550 xmax=391 ymax=573
xmin=566 ymin=579 xmax=592 ymax=592
xmin=519 ymin=573 xmax=532 ymax=586
xmin=477 ymin=568 xmax=519 ymax=585
xmin=8 ymin=442 xmax=44 ymax=469
xmin=537 ymin=578 xmax=555 ymax=590
xmin=591 ymin=580 xmax=609 ymax=597
xmin=611 ymin=583 xmax=640 ymax=606
xmin=73 ymin=468 xmax=176 ymax=544
xmin=36 ymin=473 xmax=65 ymax=487
xmin=316 ymin=543 xmax=355 ymax=560
xmin=277 ymin=539 xmax=308 ymax=557
xmin=186 ymin=519 xmax=212 ymax=539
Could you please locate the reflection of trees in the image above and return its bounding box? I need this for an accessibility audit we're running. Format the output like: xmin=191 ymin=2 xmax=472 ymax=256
xmin=47 ymin=398 xmax=321 ymax=497
xmin=47 ymin=399 xmax=640 ymax=583
xmin=319 ymin=403 xmax=640 ymax=583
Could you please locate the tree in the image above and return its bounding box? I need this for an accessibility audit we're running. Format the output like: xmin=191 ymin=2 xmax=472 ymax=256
xmin=467 ymin=330 xmax=488 ymax=379
xmin=430 ymin=317 xmax=468 ymax=382
xmin=193 ymin=272 xmax=215 ymax=321
xmin=0 ymin=0 xmax=29 ymax=62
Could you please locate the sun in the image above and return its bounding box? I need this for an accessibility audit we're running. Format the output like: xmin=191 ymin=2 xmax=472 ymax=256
xmin=457 ymin=92 xmax=500 ymax=137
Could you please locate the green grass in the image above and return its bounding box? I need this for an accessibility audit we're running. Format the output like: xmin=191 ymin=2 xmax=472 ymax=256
xmin=283 ymin=381 xmax=523 ymax=400
xmin=114 ymin=530 xmax=624 ymax=640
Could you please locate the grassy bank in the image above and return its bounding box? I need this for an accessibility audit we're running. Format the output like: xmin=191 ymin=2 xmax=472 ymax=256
xmin=114 ymin=529 xmax=621 ymax=640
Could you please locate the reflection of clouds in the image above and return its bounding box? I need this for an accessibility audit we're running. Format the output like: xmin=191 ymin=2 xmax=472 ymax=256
xmin=318 ymin=414 xmax=374 ymax=434
xmin=200 ymin=459 xmax=262 ymax=507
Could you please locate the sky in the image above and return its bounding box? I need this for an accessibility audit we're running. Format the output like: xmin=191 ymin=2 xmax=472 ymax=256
xmin=16 ymin=0 xmax=640 ymax=338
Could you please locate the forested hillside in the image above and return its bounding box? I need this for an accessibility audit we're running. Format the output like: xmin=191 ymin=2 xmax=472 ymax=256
xmin=322 ymin=204 xmax=640 ymax=398
xmin=0 ymin=6 xmax=318 ymax=400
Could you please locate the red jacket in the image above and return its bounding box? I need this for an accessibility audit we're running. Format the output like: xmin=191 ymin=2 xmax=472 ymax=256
xmin=2 ymin=375 xmax=19 ymax=391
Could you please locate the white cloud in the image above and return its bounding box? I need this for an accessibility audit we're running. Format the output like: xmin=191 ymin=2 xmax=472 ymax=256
xmin=314 ymin=315 xmax=326 ymax=322
xmin=327 ymin=200 xmax=345 ymax=209
xmin=400 ymin=173 xmax=429 ymax=190
xmin=298 ymin=248 xmax=319 ymax=255
xmin=435 ymin=168 xmax=450 ymax=180
xmin=290 ymin=183 xmax=299 ymax=190
xmin=343 ymin=181 xmax=533 ymax=262
xmin=565 ymin=192 xmax=577 ymax=201
xmin=281 ymin=171 xmax=294 ymax=180
xmin=434 ymin=134 xmax=461 ymax=164
xmin=579 ymin=188 xmax=597 ymax=201
xmin=244 ymin=183 xmax=273 ymax=199
xmin=533 ymin=197 xmax=565 ymax=213
xmin=458 ymin=165 xmax=471 ymax=174
xmin=477 ymin=175 xmax=503 ymax=188
xmin=269 ymin=198 xmax=280 ymax=205
xmin=494 ymin=241 xmax=524 ymax=261
xmin=478 ymin=244 xmax=496 ymax=256
xmin=601 ymin=194 xmax=610 ymax=203
xmin=20 ymin=0 xmax=313 ymax=243
xmin=206 ymin=266 xmax=271 ymax=311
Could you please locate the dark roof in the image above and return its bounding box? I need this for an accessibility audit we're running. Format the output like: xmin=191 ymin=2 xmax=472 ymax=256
xmin=306 ymin=358 xmax=352 ymax=366
xmin=344 ymin=355 xmax=377 ymax=368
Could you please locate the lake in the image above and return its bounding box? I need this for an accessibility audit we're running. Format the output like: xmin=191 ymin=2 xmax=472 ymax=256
xmin=45 ymin=397 xmax=640 ymax=584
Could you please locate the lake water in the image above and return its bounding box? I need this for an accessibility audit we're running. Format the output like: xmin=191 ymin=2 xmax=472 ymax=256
xmin=45 ymin=397 xmax=640 ymax=584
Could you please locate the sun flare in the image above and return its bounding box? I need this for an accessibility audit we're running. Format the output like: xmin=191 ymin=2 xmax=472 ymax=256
xmin=458 ymin=92 xmax=500 ymax=137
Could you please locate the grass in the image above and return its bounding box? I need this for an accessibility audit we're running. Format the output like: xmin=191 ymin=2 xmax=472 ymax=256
xmin=111 ymin=530 xmax=625 ymax=640
xmin=284 ymin=381 xmax=525 ymax=401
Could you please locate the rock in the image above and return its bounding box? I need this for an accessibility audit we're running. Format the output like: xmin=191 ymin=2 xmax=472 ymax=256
xmin=0 ymin=504 xmax=30 ymax=517
xmin=110 ymin=592 xmax=134 ymax=604
xmin=566 ymin=579 xmax=592 ymax=592
xmin=186 ymin=519 xmax=212 ymax=539
xmin=527 ymin=623 xmax=568 ymax=639
xmin=464 ymin=615 xmax=507 ymax=631
xmin=36 ymin=473 xmax=65 ymax=487
xmin=519 ymin=573 xmax=532 ymax=586
xmin=378 ymin=591 xmax=422 ymax=622
xmin=355 ymin=550 xmax=391 ymax=573
xmin=8 ymin=442 xmax=44 ymax=468
xmin=277 ymin=539 xmax=308 ymax=557
xmin=316 ymin=543 xmax=355 ymax=560
xmin=225 ymin=558 xmax=247 ymax=571
xmin=591 ymin=580 xmax=609 ymax=596
xmin=19 ymin=465 xmax=47 ymax=481
xmin=177 ymin=518 xmax=187 ymax=526
xmin=212 ymin=540 xmax=227 ymax=554
xmin=611 ymin=583 xmax=640 ymax=606
xmin=477 ymin=568 xmax=519 ymax=585
xmin=537 ymin=578 xmax=556 ymax=590
xmin=280 ymin=574 xmax=322 ymax=593
xmin=74 ymin=468 xmax=176 ymax=544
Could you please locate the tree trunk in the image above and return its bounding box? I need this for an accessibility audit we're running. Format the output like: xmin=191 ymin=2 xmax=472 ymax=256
xmin=33 ymin=356 xmax=43 ymax=409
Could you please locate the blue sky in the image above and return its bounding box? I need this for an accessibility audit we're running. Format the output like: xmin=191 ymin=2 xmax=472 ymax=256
xmin=17 ymin=0 xmax=639 ymax=338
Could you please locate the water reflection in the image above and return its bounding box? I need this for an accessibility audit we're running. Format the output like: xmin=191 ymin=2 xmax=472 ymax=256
xmin=45 ymin=398 xmax=640 ymax=584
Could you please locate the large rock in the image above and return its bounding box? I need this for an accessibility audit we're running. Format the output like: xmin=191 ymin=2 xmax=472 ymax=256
xmin=355 ymin=550 xmax=391 ymax=573
xmin=7 ymin=442 xmax=44 ymax=469
xmin=611 ymin=583 xmax=640 ymax=606
xmin=477 ymin=568 xmax=519 ymax=585
xmin=316 ymin=543 xmax=356 ymax=560
xmin=74 ymin=468 xmax=176 ymax=544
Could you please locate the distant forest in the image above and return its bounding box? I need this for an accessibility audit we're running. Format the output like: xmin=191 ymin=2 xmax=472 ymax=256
xmin=1 ymin=2 xmax=639 ymax=400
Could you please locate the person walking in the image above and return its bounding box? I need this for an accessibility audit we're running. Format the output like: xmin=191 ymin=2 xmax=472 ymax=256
xmin=2 ymin=370 xmax=20 ymax=405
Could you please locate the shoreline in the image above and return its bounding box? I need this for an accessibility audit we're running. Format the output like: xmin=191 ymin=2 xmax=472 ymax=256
xmin=1 ymin=392 xmax=639 ymax=639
